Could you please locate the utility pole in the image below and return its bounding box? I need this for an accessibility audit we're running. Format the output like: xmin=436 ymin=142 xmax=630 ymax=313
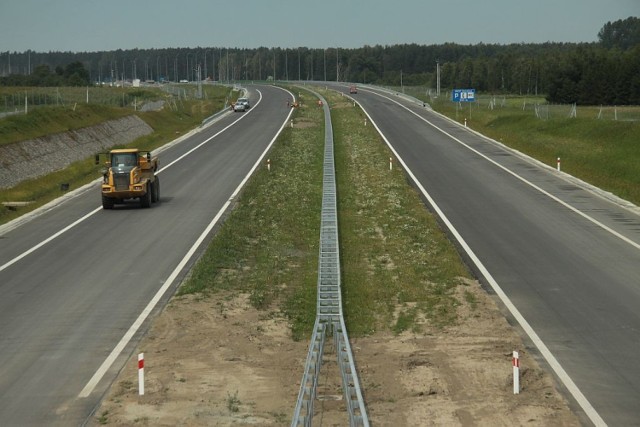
xmin=336 ymin=48 xmax=339 ymax=82
xmin=436 ymin=60 xmax=441 ymax=97
xmin=323 ymin=49 xmax=326 ymax=81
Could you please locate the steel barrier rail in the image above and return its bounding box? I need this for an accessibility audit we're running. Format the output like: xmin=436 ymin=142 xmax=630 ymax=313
xmin=291 ymin=89 xmax=369 ymax=427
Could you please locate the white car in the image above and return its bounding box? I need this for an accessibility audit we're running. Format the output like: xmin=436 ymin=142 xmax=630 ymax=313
xmin=237 ymin=97 xmax=250 ymax=109
xmin=233 ymin=102 xmax=246 ymax=112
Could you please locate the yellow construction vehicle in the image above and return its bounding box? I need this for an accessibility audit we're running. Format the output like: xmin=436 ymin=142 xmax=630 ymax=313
xmin=96 ymin=148 xmax=160 ymax=209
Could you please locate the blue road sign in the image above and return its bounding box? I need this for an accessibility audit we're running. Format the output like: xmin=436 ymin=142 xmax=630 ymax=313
xmin=452 ymin=89 xmax=476 ymax=102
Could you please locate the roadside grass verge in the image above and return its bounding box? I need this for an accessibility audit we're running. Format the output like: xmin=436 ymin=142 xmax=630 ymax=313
xmin=0 ymin=85 xmax=233 ymax=225
xmin=178 ymin=86 xmax=472 ymax=340
xmin=413 ymin=91 xmax=640 ymax=206
xmin=0 ymin=104 xmax=131 ymax=146
xmin=0 ymin=86 xmax=179 ymax=145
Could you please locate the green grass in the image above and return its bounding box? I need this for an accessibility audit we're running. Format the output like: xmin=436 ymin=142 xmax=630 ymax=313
xmin=178 ymin=87 xmax=472 ymax=339
xmin=0 ymin=103 xmax=131 ymax=145
xmin=0 ymin=85 xmax=234 ymax=225
xmin=226 ymin=391 xmax=241 ymax=413
xmin=177 ymin=89 xmax=324 ymax=340
xmin=329 ymin=92 xmax=470 ymax=334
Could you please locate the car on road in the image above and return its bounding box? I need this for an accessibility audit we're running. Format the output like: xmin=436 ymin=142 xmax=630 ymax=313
xmin=233 ymin=97 xmax=250 ymax=112
xmin=349 ymin=85 xmax=357 ymax=94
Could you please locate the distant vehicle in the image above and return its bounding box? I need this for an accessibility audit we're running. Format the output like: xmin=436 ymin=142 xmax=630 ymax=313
xmin=233 ymin=97 xmax=250 ymax=112
xmin=349 ymin=85 xmax=357 ymax=94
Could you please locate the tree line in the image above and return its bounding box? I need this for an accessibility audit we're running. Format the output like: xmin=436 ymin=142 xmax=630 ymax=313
xmin=1 ymin=17 xmax=638 ymax=105
xmin=0 ymin=61 xmax=90 ymax=87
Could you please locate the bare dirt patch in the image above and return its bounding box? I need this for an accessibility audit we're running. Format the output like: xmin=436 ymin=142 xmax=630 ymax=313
xmin=91 ymin=279 xmax=580 ymax=426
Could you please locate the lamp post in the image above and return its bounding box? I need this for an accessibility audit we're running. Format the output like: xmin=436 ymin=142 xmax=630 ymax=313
xmin=204 ymin=49 xmax=209 ymax=81
xmin=174 ymin=54 xmax=179 ymax=83
xmin=336 ymin=47 xmax=339 ymax=82
xmin=436 ymin=60 xmax=440 ymax=97
xmin=324 ymin=49 xmax=326 ymax=82
xmin=194 ymin=51 xmax=199 ymax=82
xmin=186 ymin=53 xmax=192 ymax=82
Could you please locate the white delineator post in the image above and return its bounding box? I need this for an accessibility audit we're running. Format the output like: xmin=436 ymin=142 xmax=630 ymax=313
xmin=138 ymin=353 xmax=145 ymax=396
xmin=267 ymin=159 xmax=271 ymax=172
xmin=513 ymin=351 xmax=520 ymax=394
xmin=557 ymin=157 xmax=561 ymax=172
xmin=389 ymin=157 xmax=393 ymax=171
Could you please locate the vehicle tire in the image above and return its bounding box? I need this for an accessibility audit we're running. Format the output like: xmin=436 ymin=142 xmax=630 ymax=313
xmin=140 ymin=184 xmax=152 ymax=208
xmin=154 ymin=177 xmax=160 ymax=203
xmin=102 ymin=195 xmax=114 ymax=209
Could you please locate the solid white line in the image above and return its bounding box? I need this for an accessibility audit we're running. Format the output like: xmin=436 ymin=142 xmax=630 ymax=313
xmin=0 ymin=207 xmax=102 ymax=273
xmin=369 ymin=90 xmax=640 ymax=251
xmin=78 ymin=193 xmax=228 ymax=397
xmin=0 ymin=91 xmax=263 ymax=274
xmin=354 ymin=91 xmax=607 ymax=426
xmin=79 ymin=87 xmax=295 ymax=398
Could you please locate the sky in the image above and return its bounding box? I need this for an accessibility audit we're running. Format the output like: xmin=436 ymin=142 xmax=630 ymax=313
xmin=0 ymin=0 xmax=639 ymax=53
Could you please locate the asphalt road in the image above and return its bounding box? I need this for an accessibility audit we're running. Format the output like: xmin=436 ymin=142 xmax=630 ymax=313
xmin=327 ymin=84 xmax=640 ymax=426
xmin=0 ymin=84 xmax=294 ymax=426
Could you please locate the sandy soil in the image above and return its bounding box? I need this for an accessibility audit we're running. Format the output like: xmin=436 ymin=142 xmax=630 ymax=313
xmin=91 ymin=277 xmax=582 ymax=426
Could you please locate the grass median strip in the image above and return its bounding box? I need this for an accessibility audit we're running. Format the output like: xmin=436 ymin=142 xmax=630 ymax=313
xmin=179 ymin=87 xmax=473 ymax=339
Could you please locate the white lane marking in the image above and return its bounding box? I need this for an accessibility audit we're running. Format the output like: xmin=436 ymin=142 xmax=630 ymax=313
xmin=0 ymin=208 xmax=102 ymax=273
xmin=0 ymin=90 xmax=263 ymax=274
xmin=79 ymin=87 xmax=295 ymax=398
xmin=354 ymin=91 xmax=607 ymax=427
xmin=368 ymin=89 xmax=640 ymax=251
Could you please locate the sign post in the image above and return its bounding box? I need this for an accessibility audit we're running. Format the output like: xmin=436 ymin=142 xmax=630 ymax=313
xmin=452 ymin=89 xmax=476 ymax=103
xmin=138 ymin=353 xmax=145 ymax=396
xmin=453 ymin=89 xmax=476 ymax=122
xmin=512 ymin=351 xmax=520 ymax=395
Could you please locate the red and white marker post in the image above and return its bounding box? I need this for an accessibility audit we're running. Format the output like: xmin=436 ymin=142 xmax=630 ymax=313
xmin=512 ymin=351 xmax=520 ymax=395
xmin=557 ymin=157 xmax=561 ymax=172
xmin=138 ymin=353 xmax=145 ymax=396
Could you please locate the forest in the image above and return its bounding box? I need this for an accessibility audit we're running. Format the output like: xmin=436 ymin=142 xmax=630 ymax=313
xmin=0 ymin=17 xmax=638 ymax=105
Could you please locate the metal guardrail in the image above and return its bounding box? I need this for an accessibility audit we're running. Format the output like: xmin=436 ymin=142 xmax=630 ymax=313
xmin=291 ymin=89 xmax=369 ymax=427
